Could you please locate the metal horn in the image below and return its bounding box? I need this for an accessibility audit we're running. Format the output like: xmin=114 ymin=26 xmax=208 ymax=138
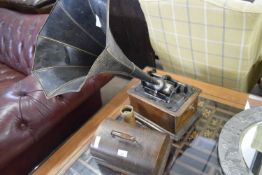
xmin=32 ymin=0 xmax=158 ymax=98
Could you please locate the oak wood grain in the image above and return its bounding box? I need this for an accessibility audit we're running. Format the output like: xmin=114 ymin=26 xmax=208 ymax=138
xmin=34 ymin=67 xmax=261 ymax=175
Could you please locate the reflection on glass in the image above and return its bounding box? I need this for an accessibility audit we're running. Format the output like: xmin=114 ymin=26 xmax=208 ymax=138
xmin=241 ymin=122 xmax=262 ymax=175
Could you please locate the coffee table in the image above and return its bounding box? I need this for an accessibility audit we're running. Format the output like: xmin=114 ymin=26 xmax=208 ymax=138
xmin=33 ymin=67 xmax=262 ymax=175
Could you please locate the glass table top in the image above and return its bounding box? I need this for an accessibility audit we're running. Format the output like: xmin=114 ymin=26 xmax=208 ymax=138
xmin=64 ymin=97 xmax=242 ymax=175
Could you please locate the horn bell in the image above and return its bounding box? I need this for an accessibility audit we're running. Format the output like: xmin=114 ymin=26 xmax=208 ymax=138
xmin=33 ymin=0 xmax=157 ymax=98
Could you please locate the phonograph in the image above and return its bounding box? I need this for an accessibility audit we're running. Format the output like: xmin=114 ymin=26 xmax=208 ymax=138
xmin=32 ymin=0 xmax=200 ymax=174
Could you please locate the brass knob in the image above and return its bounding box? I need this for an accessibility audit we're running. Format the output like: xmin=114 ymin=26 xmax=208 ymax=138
xmin=120 ymin=105 xmax=136 ymax=127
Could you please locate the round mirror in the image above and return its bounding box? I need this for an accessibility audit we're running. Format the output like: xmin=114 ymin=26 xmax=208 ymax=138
xmin=218 ymin=107 xmax=262 ymax=175
xmin=241 ymin=122 xmax=262 ymax=175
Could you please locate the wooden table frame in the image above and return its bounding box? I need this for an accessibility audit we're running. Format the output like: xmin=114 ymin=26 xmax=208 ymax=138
xmin=34 ymin=67 xmax=262 ymax=175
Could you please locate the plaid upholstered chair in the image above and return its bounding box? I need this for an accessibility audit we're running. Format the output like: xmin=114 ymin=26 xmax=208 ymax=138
xmin=139 ymin=0 xmax=262 ymax=92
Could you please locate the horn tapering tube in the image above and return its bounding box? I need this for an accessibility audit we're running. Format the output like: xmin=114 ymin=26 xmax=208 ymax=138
xmin=131 ymin=65 xmax=159 ymax=85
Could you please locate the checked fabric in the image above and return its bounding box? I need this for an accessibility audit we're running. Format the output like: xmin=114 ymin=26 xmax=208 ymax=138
xmin=139 ymin=0 xmax=262 ymax=92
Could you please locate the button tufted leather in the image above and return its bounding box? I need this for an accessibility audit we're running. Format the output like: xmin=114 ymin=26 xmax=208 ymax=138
xmin=0 ymin=8 xmax=48 ymax=75
xmin=0 ymin=7 xmax=113 ymax=174
xmin=0 ymin=0 xmax=54 ymax=9
xmin=0 ymin=73 xmax=112 ymax=171
xmin=18 ymin=121 xmax=28 ymax=130
xmin=0 ymin=63 xmax=25 ymax=94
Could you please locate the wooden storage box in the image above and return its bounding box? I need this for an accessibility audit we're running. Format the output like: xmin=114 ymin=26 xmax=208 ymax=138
xmin=128 ymin=84 xmax=200 ymax=139
xmin=90 ymin=119 xmax=172 ymax=175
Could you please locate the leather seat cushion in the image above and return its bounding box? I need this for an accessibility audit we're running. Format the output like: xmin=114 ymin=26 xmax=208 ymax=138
xmin=0 ymin=73 xmax=112 ymax=169
xmin=0 ymin=63 xmax=25 ymax=95
xmin=0 ymin=0 xmax=54 ymax=13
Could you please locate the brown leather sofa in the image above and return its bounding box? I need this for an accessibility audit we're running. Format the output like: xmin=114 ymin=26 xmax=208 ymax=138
xmin=0 ymin=7 xmax=111 ymax=174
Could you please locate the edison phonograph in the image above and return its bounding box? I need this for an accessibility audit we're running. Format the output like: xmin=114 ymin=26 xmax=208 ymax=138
xmin=32 ymin=0 xmax=200 ymax=139
xmin=32 ymin=0 xmax=202 ymax=174
xmin=128 ymin=69 xmax=201 ymax=141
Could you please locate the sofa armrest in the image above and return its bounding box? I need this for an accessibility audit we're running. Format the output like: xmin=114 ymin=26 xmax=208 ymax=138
xmin=0 ymin=73 xmax=112 ymax=169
